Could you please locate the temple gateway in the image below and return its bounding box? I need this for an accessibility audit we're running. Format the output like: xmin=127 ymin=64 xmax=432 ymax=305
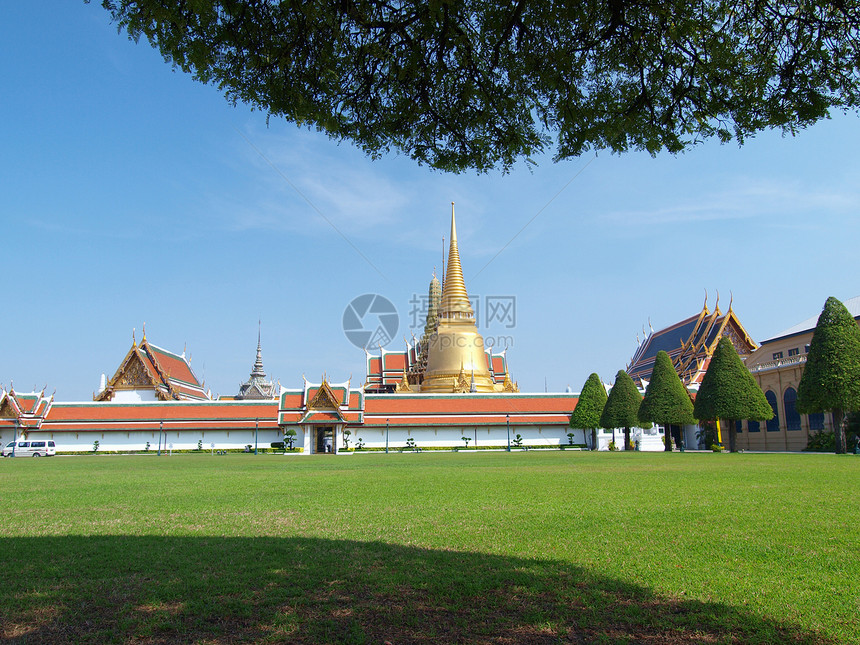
xmin=0 ymin=207 xmax=578 ymax=454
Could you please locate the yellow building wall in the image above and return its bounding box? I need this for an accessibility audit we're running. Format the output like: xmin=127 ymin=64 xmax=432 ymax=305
xmin=741 ymin=330 xmax=830 ymax=451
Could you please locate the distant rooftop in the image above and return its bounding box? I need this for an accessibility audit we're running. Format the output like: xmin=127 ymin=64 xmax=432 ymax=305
xmin=763 ymin=295 xmax=860 ymax=343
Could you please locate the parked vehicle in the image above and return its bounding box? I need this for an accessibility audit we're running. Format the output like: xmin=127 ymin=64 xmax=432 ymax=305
xmin=2 ymin=440 xmax=56 ymax=457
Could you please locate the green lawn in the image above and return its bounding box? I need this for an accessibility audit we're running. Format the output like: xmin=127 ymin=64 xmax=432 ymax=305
xmin=0 ymin=451 xmax=856 ymax=643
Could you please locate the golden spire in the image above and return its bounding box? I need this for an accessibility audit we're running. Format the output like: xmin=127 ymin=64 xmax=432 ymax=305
xmin=421 ymin=205 xmax=500 ymax=393
xmin=440 ymin=202 xmax=474 ymax=318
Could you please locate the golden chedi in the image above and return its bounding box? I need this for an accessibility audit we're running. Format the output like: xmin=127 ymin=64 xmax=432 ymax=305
xmin=421 ymin=205 xmax=498 ymax=393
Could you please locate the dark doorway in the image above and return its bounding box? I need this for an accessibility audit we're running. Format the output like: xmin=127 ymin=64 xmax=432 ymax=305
xmin=316 ymin=427 xmax=334 ymax=454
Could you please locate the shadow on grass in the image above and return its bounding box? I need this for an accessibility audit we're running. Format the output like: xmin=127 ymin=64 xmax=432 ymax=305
xmin=0 ymin=536 xmax=833 ymax=644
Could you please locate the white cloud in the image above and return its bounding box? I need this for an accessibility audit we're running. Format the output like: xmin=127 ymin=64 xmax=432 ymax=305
xmin=600 ymin=178 xmax=860 ymax=226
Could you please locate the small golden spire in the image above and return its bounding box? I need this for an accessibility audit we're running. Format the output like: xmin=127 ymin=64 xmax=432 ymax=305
xmin=132 ymin=327 xmax=136 ymax=346
xmin=396 ymin=369 xmax=412 ymax=393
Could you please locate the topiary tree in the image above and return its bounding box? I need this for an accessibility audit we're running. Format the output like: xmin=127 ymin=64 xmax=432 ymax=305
xmin=694 ymin=336 xmax=773 ymax=452
xmin=600 ymin=370 xmax=643 ymax=451
xmin=797 ymin=296 xmax=860 ymax=454
xmin=569 ymin=373 xmax=608 ymax=451
xmin=639 ymin=351 xmax=696 ymax=451
xmin=284 ymin=428 xmax=297 ymax=451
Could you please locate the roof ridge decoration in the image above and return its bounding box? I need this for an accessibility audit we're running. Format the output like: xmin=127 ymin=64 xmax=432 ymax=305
xmin=0 ymin=393 xmax=19 ymax=419
xmin=307 ymin=377 xmax=342 ymax=411
xmin=140 ymin=339 xmax=180 ymax=400
xmin=502 ymin=373 xmax=519 ymax=392
xmin=714 ymin=309 xmax=758 ymax=355
xmin=395 ymin=369 xmax=412 ymax=393
xmin=453 ymin=364 xmax=471 ymax=393
xmin=95 ymin=342 xmax=165 ymax=401
xmin=677 ymin=307 xmax=721 ymax=373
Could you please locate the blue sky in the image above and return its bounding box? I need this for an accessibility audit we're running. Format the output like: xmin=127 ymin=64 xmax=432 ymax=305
xmin=3 ymin=2 xmax=859 ymax=400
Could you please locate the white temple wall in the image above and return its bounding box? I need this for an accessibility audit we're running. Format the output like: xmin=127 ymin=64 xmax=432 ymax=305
xmin=18 ymin=424 xmax=575 ymax=453
xmin=350 ymin=424 xmax=571 ymax=450
xmin=25 ymin=429 xmax=283 ymax=452
xmin=112 ymin=390 xmax=159 ymax=402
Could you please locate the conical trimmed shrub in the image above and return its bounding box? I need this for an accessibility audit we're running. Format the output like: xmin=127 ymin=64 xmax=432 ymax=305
xmin=569 ymin=373 xmax=607 ymax=450
xmin=600 ymin=370 xmax=643 ymax=451
xmin=797 ymin=296 xmax=860 ymax=453
xmin=639 ymin=350 xmax=696 ymax=450
xmin=694 ymin=336 xmax=772 ymax=451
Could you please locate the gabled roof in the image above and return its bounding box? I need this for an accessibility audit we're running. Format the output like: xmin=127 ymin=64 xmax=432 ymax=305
xmin=95 ymin=336 xmax=209 ymax=402
xmin=0 ymin=389 xmax=53 ymax=431
xmin=628 ymin=297 xmax=757 ymax=387
xmin=278 ymin=377 xmax=365 ymax=426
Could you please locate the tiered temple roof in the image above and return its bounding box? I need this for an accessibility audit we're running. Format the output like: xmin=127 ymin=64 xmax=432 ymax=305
xmin=0 ymin=387 xmax=52 ymax=433
xmin=94 ymin=331 xmax=209 ymax=401
xmin=627 ymin=295 xmax=757 ymax=388
xmin=278 ymin=377 xmax=364 ymax=426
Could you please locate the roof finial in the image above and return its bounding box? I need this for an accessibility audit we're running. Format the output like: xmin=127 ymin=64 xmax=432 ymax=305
xmin=648 ymin=317 xmax=654 ymax=333
xmin=703 ymin=288 xmax=708 ymax=311
xmin=142 ymin=322 xmax=146 ymax=341
xmin=728 ymin=291 xmax=734 ymax=312
xmin=715 ymin=290 xmax=720 ymax=313
xmin=133 ymin=327 xmax=136 ymax=346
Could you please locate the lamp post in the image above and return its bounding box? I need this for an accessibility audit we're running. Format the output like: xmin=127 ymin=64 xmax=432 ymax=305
xmin=254 ymin=418 xmax=259 ymax=455
xmin=506 ymin=414 xmax=511 ymax=452
xmin=157 ymin=421 xmax=163 ymax=456
xmin=385 ymin=418 xmax=389 ymax=454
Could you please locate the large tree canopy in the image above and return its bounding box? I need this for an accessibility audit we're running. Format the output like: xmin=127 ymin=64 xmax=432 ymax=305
xmin=100 ymin=0 xmax=860 ymax=172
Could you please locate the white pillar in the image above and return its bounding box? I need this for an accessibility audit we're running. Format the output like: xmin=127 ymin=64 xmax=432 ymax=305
xmin=303 ymin=425 xmax=312 ymax=455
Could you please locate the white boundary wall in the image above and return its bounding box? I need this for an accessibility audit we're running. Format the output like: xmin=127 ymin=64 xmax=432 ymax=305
xmin=20 ymin=424 xmax=578 ymax=453
xmin=22 ymin=429 xmax=284 ymax=453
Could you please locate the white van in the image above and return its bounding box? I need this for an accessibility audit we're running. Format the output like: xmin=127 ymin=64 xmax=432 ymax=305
xmin=2 ymin=440 xmax=56 ymax=457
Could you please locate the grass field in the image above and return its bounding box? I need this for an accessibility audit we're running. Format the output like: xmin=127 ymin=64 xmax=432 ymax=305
xmin=0 ymin=451 xmax=857 ymax=644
